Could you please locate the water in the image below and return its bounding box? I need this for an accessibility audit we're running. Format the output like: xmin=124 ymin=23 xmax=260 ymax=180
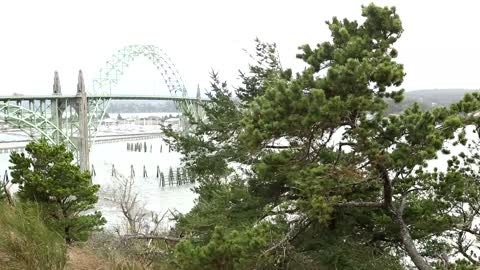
xmin=0 ymin=132 xmax=28 ymax=142
xmin=90 ymin=138 xmax=197 ymax=229
xmin=0 ymin=135 xmax=197 ymax=231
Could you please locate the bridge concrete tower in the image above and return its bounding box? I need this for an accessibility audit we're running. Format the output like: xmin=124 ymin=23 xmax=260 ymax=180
xmin=51 ymin=71 xmax=66 ymax=143
xmin=76 ymin=70 xmax=89 ymax=171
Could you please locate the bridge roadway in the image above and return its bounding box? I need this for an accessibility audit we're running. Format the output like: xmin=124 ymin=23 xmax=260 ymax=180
xmin=0 ymin=94 xmax=208 ymax=102
xmin=0 ymin=132 xmax=163 ymax=154
xmin=0 ymin=91 xmax=207 ymax=170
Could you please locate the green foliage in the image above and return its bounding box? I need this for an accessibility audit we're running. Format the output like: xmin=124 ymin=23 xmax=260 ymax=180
xmin=163 ymin=73 xmax=245 ymax=179
xmin=174 ymin=223 xmax=287 ymax=270
xmin=297 ymin=236 xmax=404 ymax=270
xmin=0 ymin=202 xmax=67 ymax=270
xmin=237 ymin=38 xmax=291 ymax=102
xmin=297 ymin=4 xmax=404 ymax=100
xmin=175 ymin=177 xmax=265 ymax=242
xmin=9 ymin=138 xmax=106 ymax=243
xmin=164 ymin=4 xmax=480 ymax=270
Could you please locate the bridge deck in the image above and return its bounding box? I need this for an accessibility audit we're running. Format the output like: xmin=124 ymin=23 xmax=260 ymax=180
xmin=0 ymin=132 xmax=164 ymax=154
xmin=0 ymin=94 xmax=208 ymax=102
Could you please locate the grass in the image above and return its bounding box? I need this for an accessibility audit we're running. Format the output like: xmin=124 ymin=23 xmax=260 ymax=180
xmin=0 ymin=202 xmax=67 ymax=270
xmin=83 ymin=231 xmax=178 ymax=270
xmin=0 ymin=202 xmax=168 ymax=269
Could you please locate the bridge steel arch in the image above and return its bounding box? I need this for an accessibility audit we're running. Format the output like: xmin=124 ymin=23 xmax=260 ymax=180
xmin=0 ymin=45 xmax=202 ymax=170
xmin=0 ymin=102 xmax=77 ymax=150
xmin=88 ymin=44 xmax=196 ymax=140
xmin=92 ymin=45 xmax=188 ymax=96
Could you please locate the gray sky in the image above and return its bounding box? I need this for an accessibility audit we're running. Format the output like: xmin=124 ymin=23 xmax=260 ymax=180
xmin=0 ymin=0 xmax=478 ymax=96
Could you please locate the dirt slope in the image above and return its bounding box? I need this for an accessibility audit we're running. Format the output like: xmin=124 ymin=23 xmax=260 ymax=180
xmin=66 ymin=246 xmax=112 ymax=270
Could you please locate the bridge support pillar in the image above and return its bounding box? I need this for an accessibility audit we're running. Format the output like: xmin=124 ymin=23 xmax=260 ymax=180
xmin=76 ymin=70 xmax=90 ymax=171
xmin=51 ymin=71 xmax=65 ymax=143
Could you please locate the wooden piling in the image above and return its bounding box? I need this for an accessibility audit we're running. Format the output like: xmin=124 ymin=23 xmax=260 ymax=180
xmin=176 ymin=168 xmax=181 ymax=185
xmin=168 ymin=167 xmax=174 ymax=186
xmin=130 ymin=165 xmax=135 ymax=178
xmin=160 ymin=172 xmax=165 ymax=187
xmin=182 ymin=168 xmax=187 ymax=184
xmin=189 ymin=169 xmax=196 ymax=183
xmin=111 ymin=164 xmax=116 ymax=177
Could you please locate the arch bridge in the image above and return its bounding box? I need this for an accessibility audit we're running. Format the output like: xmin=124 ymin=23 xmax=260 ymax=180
xmin=0 ymin=45 xmax=206 ymax=171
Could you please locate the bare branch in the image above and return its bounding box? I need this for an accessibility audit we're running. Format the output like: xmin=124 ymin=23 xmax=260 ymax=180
xmin=122 ymin=234 xmax=182 ymax=243
xmin=455 ymin=230 xmax=479 ymax=265
xmin=1 ymin=173 xmax=14 ymax=206
xmin=333 ymin=201 xmax=383 ymax=208
xmin=262 ymin=217 xmax=311 ymax=256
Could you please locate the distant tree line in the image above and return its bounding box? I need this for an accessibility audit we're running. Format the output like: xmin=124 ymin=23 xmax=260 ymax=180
xmin=108 ymin=100 xmax=178 ymax=113
xmin=385 ymin=89 xmax=478 ymax=114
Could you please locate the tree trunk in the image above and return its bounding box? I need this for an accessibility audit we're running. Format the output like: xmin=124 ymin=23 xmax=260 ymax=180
xmin=65 ymin=226 xmax=72 ymax=244
xmin=376 ymin=164 xmax=432 ymax=270
xmin=395 ymin=215 xmax=432 ymax=270
xmin=2 ymin=185 xmax=14 ymax=206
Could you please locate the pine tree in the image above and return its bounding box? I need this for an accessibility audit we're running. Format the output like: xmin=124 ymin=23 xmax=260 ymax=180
xmin=163 ymin=4 xmax=480 ymax=270
xmin=9 ymin=139 xmax=106 ymax=243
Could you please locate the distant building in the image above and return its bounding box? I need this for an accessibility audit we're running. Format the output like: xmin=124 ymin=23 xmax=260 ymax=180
xmin=146 ymin=116 xmax=162 ymax=120
xmin=101 ymin=118 xmax=117 ymax=127
xmin=164 ymin=118 xmax=179 ymax=125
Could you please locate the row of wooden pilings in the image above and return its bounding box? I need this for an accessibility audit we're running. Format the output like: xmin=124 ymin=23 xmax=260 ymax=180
xmin=3 ymin=165 xmax=193 ymax=188
xmin=90 ymin=164 xmax=195 ymax=187
xmin=0 ymin=147 xmax=26 ymax=154
xmin=126 ymin=142 xmax=172 ymax=153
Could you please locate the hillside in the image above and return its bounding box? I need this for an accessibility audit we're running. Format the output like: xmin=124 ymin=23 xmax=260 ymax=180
xmin=386 ymin=88 xmax=479 ymax=114
xmin=105 ymin=89 xmax=479 ymax=115
xmin=107 ymin=100 xmax=178 ymax=113
xmin=406 ymin=89 xmax=478 ymax=105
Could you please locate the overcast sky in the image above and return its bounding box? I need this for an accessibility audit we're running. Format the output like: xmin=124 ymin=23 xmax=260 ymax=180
xmin=0 ymin=0 xmax=478 ymax=96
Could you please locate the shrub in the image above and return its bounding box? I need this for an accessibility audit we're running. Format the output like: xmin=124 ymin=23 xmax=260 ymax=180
xmin=9 ymin=138 xmax=106 ymax=242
